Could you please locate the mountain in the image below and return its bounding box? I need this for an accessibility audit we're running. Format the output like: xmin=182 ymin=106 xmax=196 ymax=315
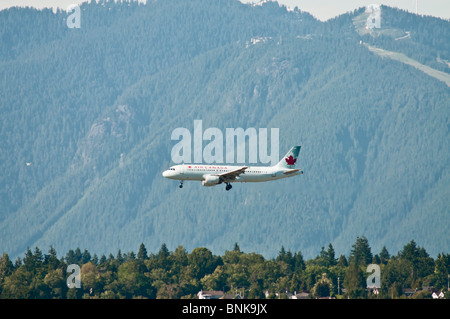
xmin=0 ymin=0 xmax=448 ymax=260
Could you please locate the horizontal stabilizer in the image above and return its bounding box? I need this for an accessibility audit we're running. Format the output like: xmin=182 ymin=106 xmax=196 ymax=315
xmin=283 ymin=169 xmax=303 ymax=175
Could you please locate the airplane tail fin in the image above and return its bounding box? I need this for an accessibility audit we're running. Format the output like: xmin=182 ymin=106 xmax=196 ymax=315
xmin=276 ymin=146 xmax=301 ymax=169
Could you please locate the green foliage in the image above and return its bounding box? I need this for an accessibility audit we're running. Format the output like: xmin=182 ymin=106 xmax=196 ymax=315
xmin=0 ymin=0 xmax=449 ymax=267
xmin=349 ymin=236 xmax=373 ymax=267
xmin=343 ymin=264 xmax=366 ymax=298
xmin=312 ymin=273 xmax=332 ymax=298
xmin=1 ymin=239 xmax=448 ymax=299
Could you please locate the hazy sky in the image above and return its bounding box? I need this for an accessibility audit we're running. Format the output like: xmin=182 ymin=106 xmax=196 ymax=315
xmin=0 ymin=0 xmax=449 ymax=21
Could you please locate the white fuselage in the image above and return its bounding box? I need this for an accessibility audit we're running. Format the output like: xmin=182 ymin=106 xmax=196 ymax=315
xmin=162 ymin=164 xmax=302 ymax=183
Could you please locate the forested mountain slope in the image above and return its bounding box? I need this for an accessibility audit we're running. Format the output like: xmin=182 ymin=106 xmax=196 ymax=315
xmin=1 ymin=0 xmax=448 ymax=259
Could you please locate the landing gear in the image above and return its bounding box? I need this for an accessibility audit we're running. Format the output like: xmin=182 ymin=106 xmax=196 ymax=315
xmin=225 ymin=183 xmax=232 ymax=191
xmin=179 ymin=180 xmax=183 ymax=188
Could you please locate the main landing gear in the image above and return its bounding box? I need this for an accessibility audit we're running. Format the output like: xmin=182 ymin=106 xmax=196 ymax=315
xmin=179 ymin=180 xmax=183 ymax=188
xmin=225 ymin=183 xmax=232 ymax=191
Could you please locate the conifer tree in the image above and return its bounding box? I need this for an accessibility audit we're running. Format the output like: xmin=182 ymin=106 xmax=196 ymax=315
xmin=0 ymin=253 xmax=14 ymax=282
xmin=379 ymin=246 xmax=390 ymax=264
xmin=349 ymin=236 xmax=373 ymax=267
xmin=137 ymin=243 xmax=148 ymax=260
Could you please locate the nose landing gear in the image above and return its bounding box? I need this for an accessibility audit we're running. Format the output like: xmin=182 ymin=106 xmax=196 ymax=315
xmin=179 ymin=180 xmax=183 ymax=188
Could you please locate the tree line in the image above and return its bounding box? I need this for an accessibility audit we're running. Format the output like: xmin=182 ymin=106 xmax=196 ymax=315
xmin=0 ymin=237 xmax=448 ymax=299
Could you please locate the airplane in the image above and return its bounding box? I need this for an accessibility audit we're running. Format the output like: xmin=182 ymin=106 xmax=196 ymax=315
xmin=162 ymin=146 xmax=303 ymax=191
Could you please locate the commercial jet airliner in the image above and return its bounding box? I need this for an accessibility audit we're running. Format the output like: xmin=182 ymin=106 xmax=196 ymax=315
xmin=162 ymin=146 xmax=303 ymax=191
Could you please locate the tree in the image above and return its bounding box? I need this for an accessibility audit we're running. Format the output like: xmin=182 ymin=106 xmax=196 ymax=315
xmin=116 ymin=250 xmax=124 ymax=264
xmin=43 ymin=268 xmax=66 ymax=299
xmin=65 ymin=248 xmax=82 ymax=265
xmin=302 ymin=263 xmax=327 ymax=291
xmin=188 ymin=247 xmax=221 ymax=280
xmin=343 ymin=263 xmax=366 ymax=298
xmin=337 ymin=254 xmax=348 ymax=267
xmin=33 ymin=247 xmax=44 ymax=266
xmin=65 ymin=250 xmax=75 ymax=265
xmin=276 ymin=246 xmax=294 ymax=273
xmin=434 ymin=253 xmax=450 ymax=290
xmin=223 ymin=249 xmax=242 ymax=265
xmin=170 ymin=246 xmax=189 ymax=277
xmin=318 ymin=244 xmax=337 ymax=267
xmin=81 ymin=262 xmax=98 ymax=296
xmin=399 ymin=240 xmax=434 ymax=285
xmin=379 ymin=246 xmax=390 ymax=264
xmin=293 ymin=251 xmax=305 ymax=272
xmin=248 ymin=279 xmax=265 ymax=299
xmin=372 ymin=254 xmax=381 ymax=264
xmin=226 ymin=263 xmax=249 ymax=291
xmin=381 ymin=257 xmax=410 ymax=296
xmin=399 ymin=240 xmax=420 ymax=261
xmin=116 ymin=260 xmax=153 ymax=298
xmin=157 ymin=243 xmax=171 ymax=270
xmin=326 ymin=244 xmax=337 ymax=267
xmin=137 ymin=243 xmax=148 ymax=260
xmin=45 ymin=246 xmax=60 ymax=270
xmin=201 ymin=266 xmax=226 ymax=291
xmin=349 ymin=236 xmax=373 ymax=267
xmin=99 ymin=254 xmax=107 ymax=265
xmin=81 ymin=249 xmax=91 ymax=264
xmin=23 ymin=248 xmax=35 ymax=271
xmin=1 ymin=266 xmax=33 ymax=298
xmin=0 ymin=253 xmax=14 ymax=282
xmin=312 ymin=273 xmax=332 ymax=298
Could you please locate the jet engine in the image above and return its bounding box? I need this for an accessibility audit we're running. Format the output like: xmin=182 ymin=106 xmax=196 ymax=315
xmin=202 ymin=175 xmax=221 ymax=186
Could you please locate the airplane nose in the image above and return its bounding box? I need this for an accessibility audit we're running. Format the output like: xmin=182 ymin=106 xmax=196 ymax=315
xmin=162 ymin=170 xmax=169 ymax=177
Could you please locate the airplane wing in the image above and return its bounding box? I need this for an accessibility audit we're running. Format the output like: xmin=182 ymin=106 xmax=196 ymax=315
xmin=217 ymin=166 xmax=248 ymax=181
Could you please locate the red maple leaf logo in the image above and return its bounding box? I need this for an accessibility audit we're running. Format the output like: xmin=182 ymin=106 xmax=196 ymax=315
xmin=285 ymin=155 xmax=296 ymax=166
